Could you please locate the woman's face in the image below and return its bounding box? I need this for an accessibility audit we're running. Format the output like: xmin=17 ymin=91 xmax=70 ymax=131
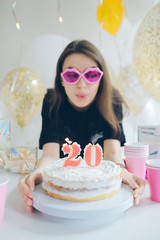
xmin=61 ymin=53 xmax=101 ymax=109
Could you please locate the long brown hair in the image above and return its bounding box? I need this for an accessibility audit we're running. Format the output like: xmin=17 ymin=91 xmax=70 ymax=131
xmin=48 ymin=40 xmax=127 ymax=135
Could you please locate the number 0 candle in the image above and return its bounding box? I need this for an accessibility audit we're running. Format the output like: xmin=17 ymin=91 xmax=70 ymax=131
xmin=84 ymin=143 xmax=102 ymax=167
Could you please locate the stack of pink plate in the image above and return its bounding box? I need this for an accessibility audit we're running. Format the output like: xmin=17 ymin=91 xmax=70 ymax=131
xmin=124 ymin=142 xmax=149 ymax=179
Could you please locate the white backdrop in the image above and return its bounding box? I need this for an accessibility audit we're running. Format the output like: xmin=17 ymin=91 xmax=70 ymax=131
xmin=0 ymin=0 xmax=160 ymax=149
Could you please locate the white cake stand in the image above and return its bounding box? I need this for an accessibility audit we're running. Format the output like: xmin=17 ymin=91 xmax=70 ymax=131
xmin=33 ymin=183 xmax=133 ymax=226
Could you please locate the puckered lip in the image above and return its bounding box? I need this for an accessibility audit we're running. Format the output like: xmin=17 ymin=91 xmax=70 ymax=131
xmin=75 ymin=94 xmax=88 ymax=99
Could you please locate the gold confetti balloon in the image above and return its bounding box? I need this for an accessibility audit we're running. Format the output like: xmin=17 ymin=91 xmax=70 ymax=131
xmin=116 ymin=65 xmax=149 ymax=115
xmin=134 ymin=3 xmax=160 ymax=102
xmin=0 ymin=68 xmax=45 ymax=127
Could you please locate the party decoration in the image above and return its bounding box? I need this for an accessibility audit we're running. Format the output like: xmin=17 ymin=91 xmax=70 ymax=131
xmin=97 ymin=0 xmax=124 ymax=35
xmin=124 ymin=0 xmax=153 ymax=24
xmin=0 ymin=119 xmax=10 ymax=137
xmin=0 ymin=150 xmax=9 ymax=170
xmin=116 ymin=65 xmax=149 ymax=115
xmin=12 ymin=1 xmax=21 ymax=31
xmin=134 ymin=3 xmax=160 ymax=102
xmin=0 ymin=68 xmax=45 ymax=127
xmin=5 ymin=147 xmax=38 ymax=174
xmin=0 ymin=118 xmax=11 ymax=150
xmin=138 ymin=125 xmax=160 ymax=159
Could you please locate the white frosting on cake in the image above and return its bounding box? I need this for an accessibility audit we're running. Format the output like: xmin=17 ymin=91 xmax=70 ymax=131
xmin=42 ymin=159 xmax=122 ymax=201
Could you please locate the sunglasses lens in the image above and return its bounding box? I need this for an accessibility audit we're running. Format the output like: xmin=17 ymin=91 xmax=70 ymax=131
xmin=84 ymin=70 xmax=102 ymax=83
xmin=63 ymin=71 xmax=79 ymax=83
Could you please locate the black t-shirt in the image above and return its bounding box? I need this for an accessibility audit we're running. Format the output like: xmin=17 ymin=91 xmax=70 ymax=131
xmin=39 ymin=90 xmax=126 ymax=158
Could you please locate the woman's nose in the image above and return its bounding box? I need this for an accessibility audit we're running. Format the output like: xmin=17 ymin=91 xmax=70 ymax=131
xmin=77 ymin=77 xmax=87 ymax=88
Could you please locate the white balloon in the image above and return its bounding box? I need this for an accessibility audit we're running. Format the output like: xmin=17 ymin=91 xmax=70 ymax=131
xmin=21 ymin=34 xmax=70 ymax=89
xmin=116 ymin=64 xmax=149 ymax=115
xmin=124 ymin=0 xmax=153 ymax=24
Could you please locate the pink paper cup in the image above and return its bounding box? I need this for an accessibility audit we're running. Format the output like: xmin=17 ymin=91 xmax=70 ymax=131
xmin=125 ymin=156 xmax=147 ymax=179
xmin=124 ymin=142 xmax=149 ymax=148
xmin=146 ymin=159 xmax=160 ymax=203
xmin=0 ymin=177 xmax=9 ymax=225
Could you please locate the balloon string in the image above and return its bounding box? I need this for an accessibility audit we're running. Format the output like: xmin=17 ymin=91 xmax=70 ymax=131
xmin=58 ymin=0 xmax=63 ymax=23
xmin=11 ymin=1 xmax=22 ymax=92
xmin=113 ymin=35 xmax=123 ymax=69
xmin=98 ymin=23 xmax=104 ymax=55
xmin=22 ymin=127 xmax=28 ymax=146
xmin=97 ymin=0 xmax=105 ymax=54
xmin=12 ymin=1 xmax=20 ymax=31
xmin=122 ymin=23 xmax=132 ymax=65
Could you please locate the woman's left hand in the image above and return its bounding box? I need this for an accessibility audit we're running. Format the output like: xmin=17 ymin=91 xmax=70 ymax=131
xmin=122 ymin=168 xmax=146 ymax=205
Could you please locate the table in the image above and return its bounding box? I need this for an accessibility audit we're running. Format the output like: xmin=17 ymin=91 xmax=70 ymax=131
xmin=0 ymin=171 xmax=160 ymax=240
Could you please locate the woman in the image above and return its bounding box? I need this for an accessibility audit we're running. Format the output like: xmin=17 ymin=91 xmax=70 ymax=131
xmin=18 ymin=40 xmax=145 ymax=212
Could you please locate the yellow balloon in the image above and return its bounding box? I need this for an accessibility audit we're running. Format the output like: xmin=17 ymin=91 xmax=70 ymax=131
xmin=97 ymin=0 xmax=124 ymax=35
xmin=0 ymin=68 xmax=45 ymax=127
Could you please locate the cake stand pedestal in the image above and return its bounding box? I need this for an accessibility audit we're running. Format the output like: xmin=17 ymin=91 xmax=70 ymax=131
xmin=33 ymin=183 xmax=133 ymax=226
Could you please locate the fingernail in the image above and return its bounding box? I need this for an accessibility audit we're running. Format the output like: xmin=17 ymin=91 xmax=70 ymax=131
xmin=29 ymin=193 xmax=33 ymax=198
xmin=134 ymin=192 xmax=138 ymax=198
xmin=135 ymin=199 xmax=139 ymax=205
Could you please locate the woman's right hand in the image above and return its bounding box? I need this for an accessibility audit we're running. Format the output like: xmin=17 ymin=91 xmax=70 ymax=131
xmin=18 ymin=170 xmax=43 ymax=212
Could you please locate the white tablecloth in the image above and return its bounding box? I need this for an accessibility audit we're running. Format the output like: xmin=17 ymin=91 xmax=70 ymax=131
xmin=0 ymin=171 xmax=160 ymax=240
